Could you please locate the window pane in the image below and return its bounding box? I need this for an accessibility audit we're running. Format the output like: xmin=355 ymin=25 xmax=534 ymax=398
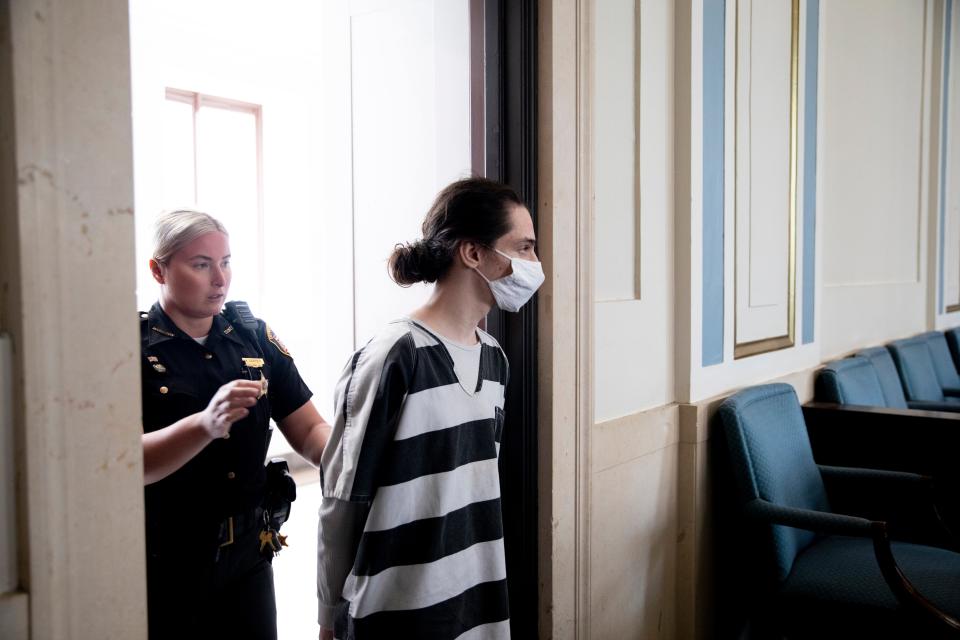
xmin=161 ymin=98 xmax=196 ymax=207
xmin=195 ymin=105 xmax=261 ymax=309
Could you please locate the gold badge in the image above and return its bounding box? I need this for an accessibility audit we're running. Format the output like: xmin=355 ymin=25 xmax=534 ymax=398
xmin=152 ymin=363 xmax=167 ymax=373
xmin=258 ymin=372 xmax=269 ymax=399
xmin=242 ymin=357 xmax=265 ymax=368
xmin=147 ymin=356 xmax=159 ymax=363
xmin=265 ymin=325 xmax=291 ymax=358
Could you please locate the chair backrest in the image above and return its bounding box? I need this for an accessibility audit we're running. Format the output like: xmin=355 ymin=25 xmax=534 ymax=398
xmin=717 ymin=383 xmax=830 ymax=581
xmin=855 ymin=347 xmax=909 ymax=408
xmin=887 ymin=337 xmax=946 ymax=402
xmin=816 ymin=357 xmax=889 ymax=407
xmin=945 ymin=327 xmax=960 ymax=373
xmin=920 ymin=331 xmax=960 ymax=389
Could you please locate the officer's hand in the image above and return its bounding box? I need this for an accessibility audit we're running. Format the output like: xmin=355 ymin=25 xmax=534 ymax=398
xmin=200 ymin=380 xmax=261 ymax=439
xmin=320 ymin=628 xmax=334 ymax=640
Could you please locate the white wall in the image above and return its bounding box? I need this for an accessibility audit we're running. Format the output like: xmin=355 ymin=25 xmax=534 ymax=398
xmin=590 ymin=1 xmax=679 ymax=637
xmin=820 ymin=0 xmax=933 ymax=357
xmin=733 ymin=0 xmax=794 ymax=346
xmin=939 ymin=0 xmax=960 ymax=326
xmin=590 ymin=0 xmax=955 ymax=638
xmin=684 ymin=0 xmax=821 ymax=403
xmin=593 ymin=0 xmax=675 ymax=422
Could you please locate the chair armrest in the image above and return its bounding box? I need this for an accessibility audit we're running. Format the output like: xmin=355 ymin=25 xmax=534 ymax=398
xmin=742 ymin=498 xmax=874 ymax=537
xmin=744 ymin=498 xmax=960 ymax=635
xmin=907 ymin=400 xmax=960 ymax=413
xmin=818 ymin=464 xmax=931 ymax=488
xmin=817 ymin=465 xmax=957 ymax=549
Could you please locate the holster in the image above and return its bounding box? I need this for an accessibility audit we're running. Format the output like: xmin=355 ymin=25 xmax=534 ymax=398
xmin=262 ymin=457 xmax=297 ymax=531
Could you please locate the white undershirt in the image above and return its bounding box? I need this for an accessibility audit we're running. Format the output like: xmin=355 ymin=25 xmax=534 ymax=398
xmin=193 ymin=335 xmax=209 ymax=346
xmin=426 ymin=326 xmax=483 ymax=394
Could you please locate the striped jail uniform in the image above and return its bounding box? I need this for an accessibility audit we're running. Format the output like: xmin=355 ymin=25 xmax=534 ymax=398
xmin=317 ymin=319 xmax=510 ymax=639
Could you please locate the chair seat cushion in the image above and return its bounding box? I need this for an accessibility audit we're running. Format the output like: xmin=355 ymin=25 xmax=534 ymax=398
xmin=782 ymin=535 xmax=960 ymax=623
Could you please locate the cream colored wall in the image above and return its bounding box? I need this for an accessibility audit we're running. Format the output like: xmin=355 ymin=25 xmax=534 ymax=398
xmin=585 ymin=0 xmax=954 ymax=639
xmin=685 ymin=0 xmax=821 ymax=403
xmin=589 ymin=0 xmax=680 ymax=637
xmin=594 ymin=0 xmax=676 ymax=422
xmin=820 ymin=0 xmax=936 ymax=357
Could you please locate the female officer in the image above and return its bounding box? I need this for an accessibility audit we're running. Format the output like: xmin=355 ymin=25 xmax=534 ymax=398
xmin=141 ymin=209 xmax=330 ymax=639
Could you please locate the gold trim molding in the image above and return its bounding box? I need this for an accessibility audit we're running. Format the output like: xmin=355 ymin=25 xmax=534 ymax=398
xmin=734 ymin=0 xmax=800 ymax=359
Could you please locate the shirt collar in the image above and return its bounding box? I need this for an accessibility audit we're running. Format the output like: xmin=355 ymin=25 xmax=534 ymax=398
xmin=147 ymin=302 xmax=247 ymax=347
xmin=212 ymin=312 xmax=247 ymax=347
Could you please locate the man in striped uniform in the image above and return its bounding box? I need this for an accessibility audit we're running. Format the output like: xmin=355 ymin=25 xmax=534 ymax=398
xmin=317 ymin=178 xmax=543 ymax=639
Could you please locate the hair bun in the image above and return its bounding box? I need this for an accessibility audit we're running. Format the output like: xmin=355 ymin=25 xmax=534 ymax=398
xmin=388 ymin=239 xmax=451 ymax=286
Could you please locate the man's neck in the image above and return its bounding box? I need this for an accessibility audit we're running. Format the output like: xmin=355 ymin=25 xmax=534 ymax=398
xmin=410 ymin=279 xmax=490 ymax=345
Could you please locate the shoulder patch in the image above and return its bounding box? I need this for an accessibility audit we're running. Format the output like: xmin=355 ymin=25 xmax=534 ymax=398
xmin=266 ymin=324 xmax=292 ymax=358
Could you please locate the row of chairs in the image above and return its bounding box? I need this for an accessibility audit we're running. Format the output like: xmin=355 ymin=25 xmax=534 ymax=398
xmin=713 ymin=329 xmax=960 ymax=638
xmin=818 ymin=329 xmax=960 ymax=412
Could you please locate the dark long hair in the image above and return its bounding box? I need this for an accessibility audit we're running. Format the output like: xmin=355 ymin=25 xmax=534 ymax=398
xmin=388 ymin=177 xmax=524 ymax=286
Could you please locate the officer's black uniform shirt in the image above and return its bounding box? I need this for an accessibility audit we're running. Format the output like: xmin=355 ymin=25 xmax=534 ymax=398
xmin=141 ymin=302 xmax=312 ymax=548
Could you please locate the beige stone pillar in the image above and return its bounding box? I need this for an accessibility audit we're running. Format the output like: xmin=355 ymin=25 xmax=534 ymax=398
xmin=0 ymin=0 xmax=146 ymax=637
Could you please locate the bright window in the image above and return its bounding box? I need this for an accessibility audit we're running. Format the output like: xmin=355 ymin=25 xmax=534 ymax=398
xmin=157 ymin=90 xmax=263 ymax=311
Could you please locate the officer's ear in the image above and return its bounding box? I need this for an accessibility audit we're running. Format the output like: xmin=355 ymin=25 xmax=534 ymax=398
xmin=149 ymin=259 xmax=166 ymax=285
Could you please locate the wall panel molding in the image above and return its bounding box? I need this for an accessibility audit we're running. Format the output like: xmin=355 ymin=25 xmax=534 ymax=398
xmin=594 ymin=0 xmax=642 ymax=302
xmin=940 ymin=0 xmax=960 ymax=313
xmin=733 ymin=0 xmax=799 ymax=358
xmin=821 ymin=0 xmax=928 ymax=290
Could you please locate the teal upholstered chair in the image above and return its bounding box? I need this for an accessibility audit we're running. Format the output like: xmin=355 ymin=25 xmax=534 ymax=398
xmin=855 ymin=346 xmax=910 ymax=408
xmin=888 ymin=337 xmax=960 ymax=412
xmin=718 ymin=383 xmax=960 ymax=637
xmin=816 ymin=356 xmax=890 ymax=407
xmin=920 ymin=331 xmax=960 ymax=395
xmin=945 ymin=327 xmax=960 ymax=372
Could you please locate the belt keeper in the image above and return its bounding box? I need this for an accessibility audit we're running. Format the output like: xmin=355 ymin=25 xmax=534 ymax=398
xmin=219 ymin=516 xmax=235 ymax=547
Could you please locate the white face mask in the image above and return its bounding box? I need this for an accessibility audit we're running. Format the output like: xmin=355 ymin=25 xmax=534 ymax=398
xmin=474 ymin=249 xmax=545 ymax=312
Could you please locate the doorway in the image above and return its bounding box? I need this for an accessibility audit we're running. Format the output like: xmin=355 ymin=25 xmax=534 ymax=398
xmin=129 ymin=0 xmax=537 ymax=636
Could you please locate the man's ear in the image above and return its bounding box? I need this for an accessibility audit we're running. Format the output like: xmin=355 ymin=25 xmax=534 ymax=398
xmin=458 ymin=240 xmax=484 ymax=269
xmin=149 ymin=259 xmax=166 ymax=285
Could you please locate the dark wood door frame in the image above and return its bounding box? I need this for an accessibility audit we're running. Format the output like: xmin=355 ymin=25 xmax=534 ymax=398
xmin=476 ymin=0 xmax=539 ymax=636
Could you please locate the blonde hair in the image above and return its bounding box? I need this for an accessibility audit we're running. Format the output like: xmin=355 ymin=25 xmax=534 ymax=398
xmin=152 ymin=209 xmax=228 ymax=264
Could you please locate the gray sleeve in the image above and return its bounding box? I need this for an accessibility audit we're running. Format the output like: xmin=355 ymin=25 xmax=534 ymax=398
xmin=317 ymin=496 xmax=370 ymax=627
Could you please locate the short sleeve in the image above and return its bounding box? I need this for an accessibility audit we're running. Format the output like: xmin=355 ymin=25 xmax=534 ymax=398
xmin=257 ymin=320 xmax=313 ymax=421
xmin=320 ymin=331 xmax=416 ymax=502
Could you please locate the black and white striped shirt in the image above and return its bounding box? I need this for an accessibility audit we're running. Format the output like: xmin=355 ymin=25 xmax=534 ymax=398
xmin=318 ymin=319 xmax=510 ymax=639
